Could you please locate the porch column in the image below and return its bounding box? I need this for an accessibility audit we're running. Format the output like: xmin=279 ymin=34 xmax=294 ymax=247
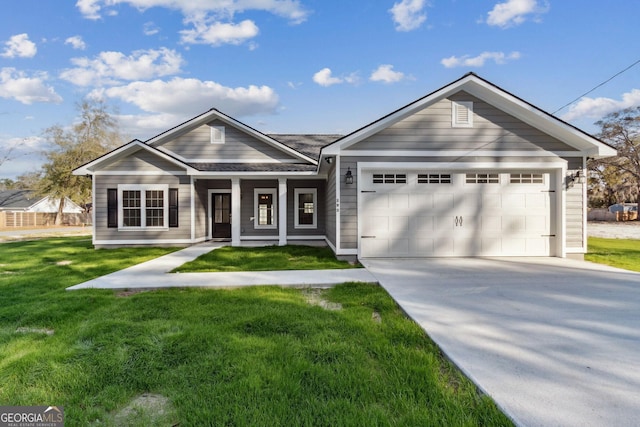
xmin=231 ymin=178 xmax=241 ymax=246
xmin=278 ymin=178 xmax=287 ymax=245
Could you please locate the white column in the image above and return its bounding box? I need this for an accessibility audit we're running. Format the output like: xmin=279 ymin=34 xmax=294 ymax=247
xmin=278 ymin=178 xmax=287 ymax=245
xmin=190 ymin=177 xmax=195 ymax=242
xmin=231 ymin=178 xmax=241 ymax=246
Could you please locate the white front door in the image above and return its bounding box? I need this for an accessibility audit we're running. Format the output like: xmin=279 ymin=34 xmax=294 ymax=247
xmin=360 ymin=171 xmax=555 ymax=258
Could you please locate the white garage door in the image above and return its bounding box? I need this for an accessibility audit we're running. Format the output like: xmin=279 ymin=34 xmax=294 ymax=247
xmin=360 ymin=171 xmax=555 ymax=257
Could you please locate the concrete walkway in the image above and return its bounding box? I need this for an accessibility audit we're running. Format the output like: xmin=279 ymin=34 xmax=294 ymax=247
xmin=363 ymin=257 xmax=640 ymax=427
xmin=67 ymin=242 xmax=376 ymax=290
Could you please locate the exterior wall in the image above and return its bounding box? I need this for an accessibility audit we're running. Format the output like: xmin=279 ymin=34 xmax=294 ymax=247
xmin=156 ymin=119 xmax=300 ymax=162
xmin=565 ymin=157 xmax=585 ymax=250
xmin=325 ymin=164 xmax=337 ymax=247
xmin=286 ymin=179 xmax=326 ymax=237
xmin=347 ymin=92 xmax=578 ymax=153
xmin=241 ymin=179 xmax=279 ymax=237
xmin=94 ymin=174 xmax=191 ymax=243
xmin=194 ymin=179 xmax=231 ymax=239
xmin=339 ymin=159 xmax=358 ymax=249
xmin=101 ymin=149 xmax=182 ymax=172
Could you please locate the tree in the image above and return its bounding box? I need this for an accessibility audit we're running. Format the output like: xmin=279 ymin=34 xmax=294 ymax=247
xmin=590 ymin=107 xmax=640 ymax=217
xmin=38 ymin=100 xmax=124 ymax=224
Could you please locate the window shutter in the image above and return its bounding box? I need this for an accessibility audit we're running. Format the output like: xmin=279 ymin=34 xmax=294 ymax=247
xmin=107 ymin=188 xmax=118 ymax=228
xmin=169 ymin=188 xmax=179 ymax=227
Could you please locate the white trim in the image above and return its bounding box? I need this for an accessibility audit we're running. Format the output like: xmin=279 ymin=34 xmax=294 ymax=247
xmin=335 ymin=157 xmax=342 ymax=252
xmin=287 ymin=235 xmax=325 ymax=240
xmin=294 ymin=188 xmax=318 ymax=229
xmin=187 ymin=171 xmax=317 ymax=177
xmin=325 ymin=236 xmax=337 ymax=253
xmin=241 ymin=236 xmax=279 ymax=241
xmin=117 ymin=184 xmax=169 ymax=229
xmin=210 ymin=125 xmax=225 ymax=144
xmin=336 ymin=248 xmax=358 ymax=255
xmin=95 ymin=171 xmax=187 ymax=176
xmin=94 ymin=237 xmax=206 ymax=245
xmin=559 ymin=166 xmax=567 ymax=258
xmin=254 ymin=188 xmax=277 ymax=229
xmin=231 ymin=178 xmax=241 ymax=246
xmin=452 ymin=101 xmax=473 ymax=128
xmin=340 ymin=150 xmax=580 ymax=158
xmin=190 ymin=177 xmax=195 ymax=242
xmin=91 ymin=176 xmax=96 ymax=245
xmin=208 ymin=189 xmax=232 ymax=240
xmin=566 ymin=248 xmax=586 ymax=254
xmin=582 ymin=156 xmax=588 ymax=254
xmin=358 ymin=161 xmax=567 ymax=170
xmin=278 ymin=178 xmax=287 ymax=245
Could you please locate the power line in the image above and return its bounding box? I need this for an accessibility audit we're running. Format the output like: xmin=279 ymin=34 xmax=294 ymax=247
xmin=553 ymin=58 xmax=640 ymax=114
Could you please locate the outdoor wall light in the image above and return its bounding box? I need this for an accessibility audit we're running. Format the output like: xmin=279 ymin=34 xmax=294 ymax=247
xmin=325 ymin=157 xmax=333 ymax=164
xmin=567 ymin=170 xmax=586 ymax=188
xmin=345 ymin=167 xmax=354 ymax=184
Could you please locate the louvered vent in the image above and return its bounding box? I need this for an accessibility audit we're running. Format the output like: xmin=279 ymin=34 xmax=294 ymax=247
xmin=452 ymin=101 xmax=473 ymax=127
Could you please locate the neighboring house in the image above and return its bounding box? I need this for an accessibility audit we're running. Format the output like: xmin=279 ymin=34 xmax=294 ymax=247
xmin=0 ymin=190 xmax=84 ymax=214
xmin=73 ymin=73 xmax=616 ymax=259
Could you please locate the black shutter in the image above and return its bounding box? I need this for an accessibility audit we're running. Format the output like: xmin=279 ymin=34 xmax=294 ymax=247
xmin=107 ymin=189 xmax=117 ymax=228
xmin=169 ymin=188 xmax=179 ymax=227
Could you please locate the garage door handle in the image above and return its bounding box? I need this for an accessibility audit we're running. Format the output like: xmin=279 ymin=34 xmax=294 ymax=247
xmin=361 ymin=235 xmax=376 ymax=238
xmin=455 ymin=216 xmax=463 ymax=227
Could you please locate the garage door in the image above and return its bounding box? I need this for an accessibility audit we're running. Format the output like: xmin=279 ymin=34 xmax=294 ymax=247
xmin=360 ymin=171 xmax=555 ymax=257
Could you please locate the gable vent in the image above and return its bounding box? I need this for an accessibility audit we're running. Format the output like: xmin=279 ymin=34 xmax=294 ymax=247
xmin=452 ymin=101 xmax=473 ymax=128
xmin=210 ymin=125 xmax=225 ymax=144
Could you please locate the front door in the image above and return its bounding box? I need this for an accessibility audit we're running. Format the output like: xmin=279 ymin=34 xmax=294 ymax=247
xmin=212 ymin=193 xmax=231 ymax=239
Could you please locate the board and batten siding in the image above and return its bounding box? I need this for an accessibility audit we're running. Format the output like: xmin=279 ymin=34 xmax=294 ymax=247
xmin=94 ymin=174 xmax=191 ymax=244
xmin=347 ymin=92 xmax=579 ymax=153
xmin=286 ymin=180 xmax=326 ymax=236
xmin=155 ymin=119 xmax=301 ymax=162
xmin=325 ymin=163 xmax=337 ymax=247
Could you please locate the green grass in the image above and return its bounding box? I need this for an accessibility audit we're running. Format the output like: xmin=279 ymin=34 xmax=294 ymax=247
xmin=586 ymin=237 xmax=640 ymax=272
xmin=0 ymin=237 xmax=511 ymax=426
xmin=173 ymin=244 xmax=359 ymax=272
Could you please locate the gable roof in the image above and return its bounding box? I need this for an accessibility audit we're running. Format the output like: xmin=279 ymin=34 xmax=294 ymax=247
xmin=0 ymin=190 xmax=42 ymax=210
xmin=268 ymin=134 xmax=342 ymax=159
xmin=321 ymin=72 xmax=616 ymax=158
xmin=146 ymin=108 xmax=319 ymax=165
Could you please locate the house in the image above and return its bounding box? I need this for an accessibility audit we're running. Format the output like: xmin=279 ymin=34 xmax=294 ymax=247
xmin=73 ymin=73 xmax=616 ymax=259
xmin=0 ymin=189 xmax=86 ymax=227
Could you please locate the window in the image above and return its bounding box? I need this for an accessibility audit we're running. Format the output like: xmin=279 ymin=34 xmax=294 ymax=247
xmin=372 ymin=173 xmax=407 ymax=184
xmin=418 ymin=173 xmax=451 ymax=184
xmin=510 ymin=173 xmax=544 ymax=184
xmin=452 ymin=101 xmax=473 ymax=128
xmin=117 ymin=185 xmax=169 ymax=229
xmin=254 ymin=188 xmax=277 ymax=228
xmin=210 ymin=125 xmax=225 ymax=144
xmin=466 ymin=173 xmax=499 ymax=184
xmin=295 ymin=188 xmax=317 ymax=229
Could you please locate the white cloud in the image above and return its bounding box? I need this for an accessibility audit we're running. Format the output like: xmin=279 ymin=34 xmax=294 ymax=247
xmin=1 ymin=34 xmax=37 ymax=58
xmin=370 ymin=64 xmax=405 ymax=83
xmin=486 ymin=0 xmax=549 ymax=28
xmin=76 ymin=0 xmax=310 ymax=24
xmin=390 ymin=0 xmax=427 ymax=32
xmin=313 ymin=68 xmax=343 ymax=87
xmin=0 ymin=68 xmax=62 ymax=105
xmin=60 ymin=47 xmax=184 ymax=86
xmin=65 ymin=35 xmax=87 ymax=50
xmin=441 ymin=51 xmax=521 ymax=68
xmin=143 ymin=21 xmax=160 ymax=36
xmin=92 ymin=77 xmax=279 ymax=118
xmin=180 ymin=19 xmax=259 ymax=46
xmin=562 ymin=90 xmax=640 ymax=122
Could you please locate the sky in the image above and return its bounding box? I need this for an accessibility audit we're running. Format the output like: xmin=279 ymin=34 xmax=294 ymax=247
xmin=1 ymin=0 xmax=640 ymax=179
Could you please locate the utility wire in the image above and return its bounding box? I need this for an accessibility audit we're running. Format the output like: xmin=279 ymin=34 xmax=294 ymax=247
xmin=553 ymin=58 xmax=640 ymax=114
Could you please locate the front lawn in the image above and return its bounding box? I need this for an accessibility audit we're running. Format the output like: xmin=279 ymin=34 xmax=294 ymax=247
xmin=0 ymin=237 xmax=511 ymax=426
xmin=586 ymin=237 xmax=640 ymax=272
xmin=174 ymin=244 xmax=359 ymax=272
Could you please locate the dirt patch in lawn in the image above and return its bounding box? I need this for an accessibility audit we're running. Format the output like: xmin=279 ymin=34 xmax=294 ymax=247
xmin=109 ymin=393 xmax=177 ymax=426
xmin=303 ymin=288 xmax=342 ymax=311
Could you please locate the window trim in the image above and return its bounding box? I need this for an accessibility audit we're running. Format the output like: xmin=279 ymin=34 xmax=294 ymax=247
xmin=210 ymin=125 xmax=225 ymax=144
xmin=294 ymin=188 xmax=317 ymax=229
xmin=254 ymin=188 xmax=277 ymax=229
xmin=117 ymin=184 xmax=169 ymax=230
xmin=452 ymin=101 xmax=473 ymax=128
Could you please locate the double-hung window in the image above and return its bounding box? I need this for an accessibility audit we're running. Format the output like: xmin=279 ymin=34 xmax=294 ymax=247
xmin=254 ymin=188 xmax=277 ymax=229
xmin=117 ymin=185 xmax=169 ymax=229
xmin=294 ymin=188 xmax=317 ymax=229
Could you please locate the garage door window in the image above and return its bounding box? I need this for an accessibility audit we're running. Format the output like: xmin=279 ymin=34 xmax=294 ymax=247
xmin=510 ymin=173 xmax=544 ymax=184
xmin=418 ymin=173 xmax=451 ymax=184
xmin=466 ymin=173 xmax=499 ymax=184
xmin=373 ymin=173 xmax=407 ymax=184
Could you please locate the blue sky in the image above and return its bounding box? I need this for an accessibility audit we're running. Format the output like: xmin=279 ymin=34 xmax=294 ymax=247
xmin=1 ymin=0 xmax=640 ymax=179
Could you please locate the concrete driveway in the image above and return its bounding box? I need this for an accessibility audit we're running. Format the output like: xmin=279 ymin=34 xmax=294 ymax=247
xmin=362 ymin=257 xmax=640 ymax=427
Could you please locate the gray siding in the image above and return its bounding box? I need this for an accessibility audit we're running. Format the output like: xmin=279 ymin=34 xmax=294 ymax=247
xmin=241 ymin=180 xmax=279 ymax=237
xmin=102 ymin=149 xmax=183 ymax=172
xmin=566 ymin=158 xmax=585 ymax=249
xmin=325 ymin=164 xmax=337 ymax=247
xmin=339 ymin=159 xmax=358 ymax=249
xmin=348 ymin=92 xmax=578 ymax=153
xmin=286 ymin=180 xmax=326 ymax=236
xmin=157 ymin=119 xmax=300 ymax=161
xmin=94 ymin=174 xmax=191 ymax=243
